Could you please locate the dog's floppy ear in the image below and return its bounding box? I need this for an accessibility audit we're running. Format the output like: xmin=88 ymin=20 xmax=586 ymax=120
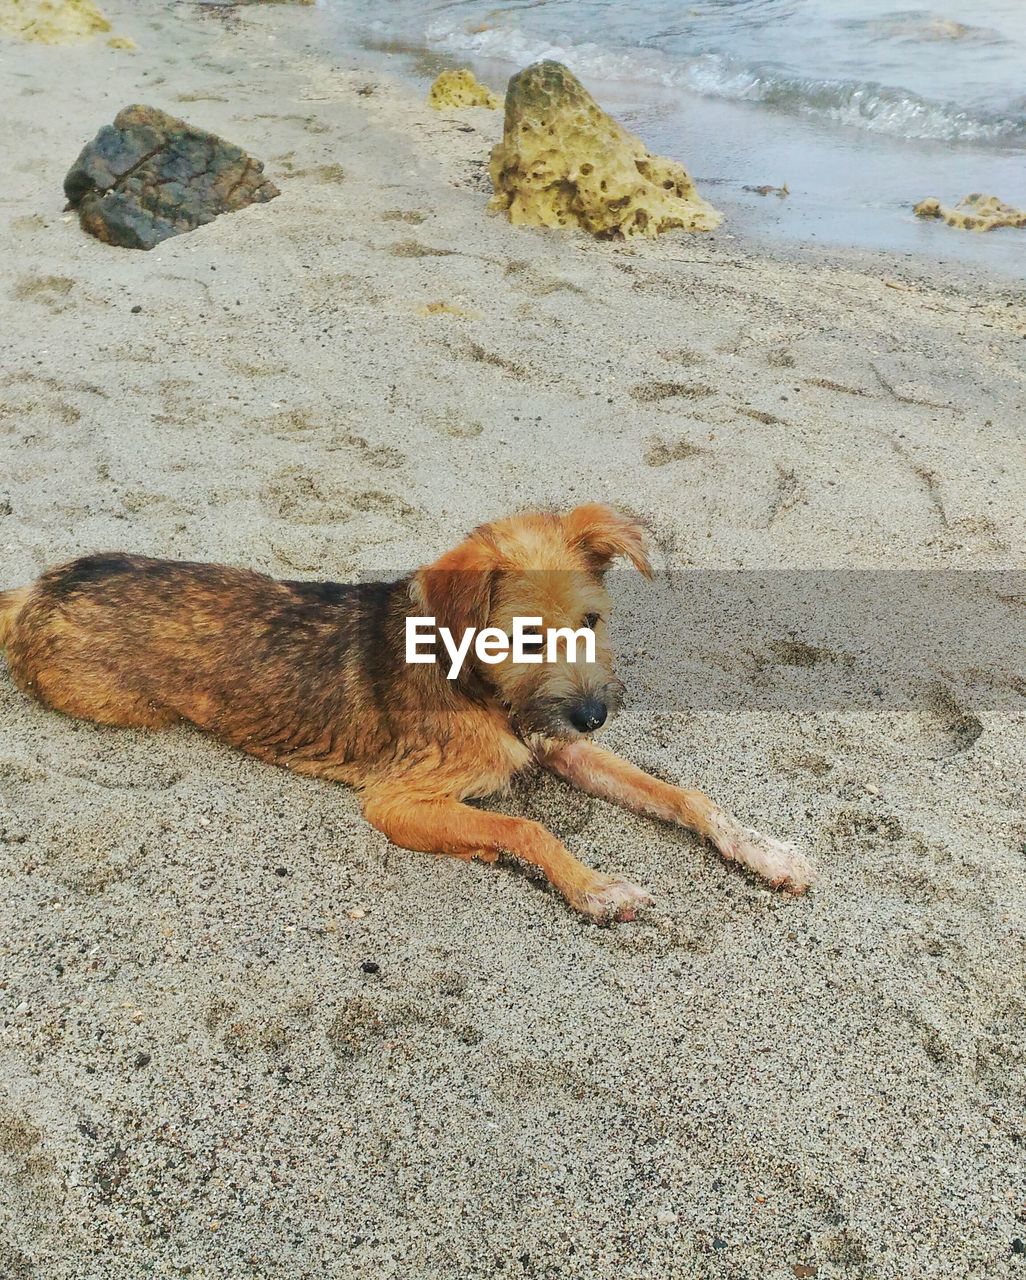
xmin=563 ymin=504 xmax=652 ymax=578
xmin=411 ymin=532 xmax=498 ymax=635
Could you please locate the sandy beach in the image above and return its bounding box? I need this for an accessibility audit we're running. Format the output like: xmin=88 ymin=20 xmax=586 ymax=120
xmin=1 ymin=2 xmax=1025 ymax=1277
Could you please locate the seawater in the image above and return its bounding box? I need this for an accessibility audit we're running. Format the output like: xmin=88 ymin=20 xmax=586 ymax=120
xmin=320 ymin=0 xmax=1026 ymax=272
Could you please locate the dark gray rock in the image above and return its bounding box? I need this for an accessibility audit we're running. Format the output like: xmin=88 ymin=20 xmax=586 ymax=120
xmin=64 ymin=104 xmax=280 ymax=250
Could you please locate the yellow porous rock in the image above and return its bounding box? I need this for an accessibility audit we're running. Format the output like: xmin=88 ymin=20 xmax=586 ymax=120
xmin=914 ymin=193 xmax=1026 ymax=232
xmin=0 ymin=0 xmax=116 ymax=42
xmin=489 ymin=60 xmax=721 ymax=238
xmin=428 ymin=69 xmax=499 ymax=110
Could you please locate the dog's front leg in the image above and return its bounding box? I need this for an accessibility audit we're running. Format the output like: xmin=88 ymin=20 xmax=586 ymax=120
xmin=361 ymin=790 xmax=652 ymax=921
xmin=538 ymin=740 xmax=814 ymax=893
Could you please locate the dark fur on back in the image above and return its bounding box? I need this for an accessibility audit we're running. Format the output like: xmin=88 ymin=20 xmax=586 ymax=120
xmin=2 ymin=554 xmax=467 ymax=782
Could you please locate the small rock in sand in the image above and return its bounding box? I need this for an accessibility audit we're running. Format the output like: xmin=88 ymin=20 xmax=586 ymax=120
xmin=914 ymin=193 xmax=1026 ymax=233
xmin=64 ymin=104 xmax=280 ymax=250
xmin=0 ymin=0 xmax=128 ymax=45
xmin=428 ymin=69 xmax=499 ymax=111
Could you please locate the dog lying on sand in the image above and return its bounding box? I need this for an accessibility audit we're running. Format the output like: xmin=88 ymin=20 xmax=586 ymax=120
xmin=0 ymin=504 xmax=813 ymax=920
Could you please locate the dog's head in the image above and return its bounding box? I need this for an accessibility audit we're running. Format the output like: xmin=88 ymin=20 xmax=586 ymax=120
xmin=411 ymin=504 xmax=651 ymax=742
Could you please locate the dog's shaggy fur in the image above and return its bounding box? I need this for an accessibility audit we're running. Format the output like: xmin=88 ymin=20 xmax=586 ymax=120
xmin=0 ymin=505 xmax=812 ymax=918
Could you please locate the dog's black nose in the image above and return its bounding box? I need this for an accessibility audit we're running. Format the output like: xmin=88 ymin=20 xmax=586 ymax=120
xmin=569 ymin=698 xmax=607 ymax=733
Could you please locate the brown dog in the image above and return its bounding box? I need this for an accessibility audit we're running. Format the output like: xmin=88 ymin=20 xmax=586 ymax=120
xmin=0 ymin=505 xmax=812 ymax=919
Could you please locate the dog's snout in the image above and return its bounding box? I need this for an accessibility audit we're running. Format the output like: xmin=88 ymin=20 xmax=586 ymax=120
xmin=568 ymin=697 xmax=607 ymax=733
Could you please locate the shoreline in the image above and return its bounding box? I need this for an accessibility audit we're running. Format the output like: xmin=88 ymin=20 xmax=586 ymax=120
xmin=320 ymin=8 xmax=1026 ymax=282
xmin=1 ymin=3 xmax=1025 ymax=1278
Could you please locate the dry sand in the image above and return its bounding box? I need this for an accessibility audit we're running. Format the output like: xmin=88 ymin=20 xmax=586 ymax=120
xmin=1 ymin=3 xmax=1025 ymax=1278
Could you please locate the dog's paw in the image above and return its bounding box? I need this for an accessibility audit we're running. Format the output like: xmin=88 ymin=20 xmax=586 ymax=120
xmin=572 ymin=875 xmax=653 ymax=923
xmin=727 ymin=826 xmax=815 ymax=894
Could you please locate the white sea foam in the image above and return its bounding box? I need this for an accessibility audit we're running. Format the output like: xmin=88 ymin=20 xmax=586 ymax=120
xmin=416 ymin=19 xmax=1026 ymax=144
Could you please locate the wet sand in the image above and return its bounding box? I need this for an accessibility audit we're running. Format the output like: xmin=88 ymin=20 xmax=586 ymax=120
xmin=1 ymin=3 xmax=1025 ymax=1277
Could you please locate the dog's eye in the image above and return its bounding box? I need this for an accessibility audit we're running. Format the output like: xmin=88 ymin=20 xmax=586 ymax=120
xmin=509 ymin=626 xmax=544 ymax=645
xmin=583 ymin=613 xmax=600 ymax=630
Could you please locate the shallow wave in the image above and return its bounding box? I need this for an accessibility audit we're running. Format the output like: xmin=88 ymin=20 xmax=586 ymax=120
xmin=687 ymin=56 xmax=1026 ymax=143
xmin=418 ymin=21 xmax=1026 ymax=144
